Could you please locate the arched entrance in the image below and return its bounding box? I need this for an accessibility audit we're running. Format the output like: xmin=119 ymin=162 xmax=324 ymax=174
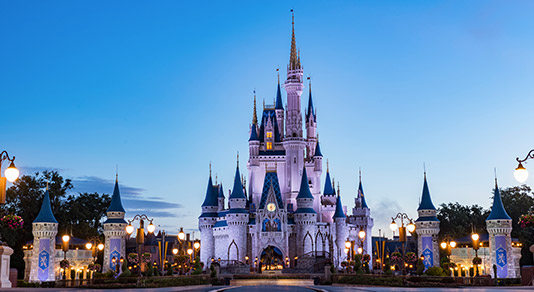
xmin=260 ymin=246 xmax=284 ymax=271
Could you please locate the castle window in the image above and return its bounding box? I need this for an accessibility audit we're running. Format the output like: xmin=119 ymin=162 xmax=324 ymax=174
xmin=266 ymin=142 xmax=273 ymax=150
xmin=266 ymin=131 xmax=273 ymax=138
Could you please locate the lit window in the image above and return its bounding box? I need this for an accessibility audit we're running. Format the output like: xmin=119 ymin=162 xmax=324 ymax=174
xmin=266 ymin=142 xmax=272 ymax=150
xmin=266 ymin=132 xmax=273 ymax=138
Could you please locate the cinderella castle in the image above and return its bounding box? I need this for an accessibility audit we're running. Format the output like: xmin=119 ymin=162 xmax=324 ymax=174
xmin=199 ymin=14 xmax=374 ymax=271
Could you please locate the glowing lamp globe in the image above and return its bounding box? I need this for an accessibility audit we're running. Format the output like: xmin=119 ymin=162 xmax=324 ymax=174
xmin=450 ymin=241 xmax=456 ymax=248
xmin=187 ymin=248 xmax=193 ymax=255
xmin=5 ymin=161 xmax=19 ymax=183
xmin=345 ymin=241 xmax=351 ymax=249
xmin=178 ymin=229 xmax=185 ymax=241
xmin=97 ymin=243 xmax=104 ymax=251
xmin=172 ymin=248 xmax=178 ymax=255
xmin=126 ymin=224 xmax=134 ymax=234
xmin=147 ymin=223 xmax=156 ymax=233
xmin=62 ymin=235 xmax=70 ymax=243
xmin=358 ymin=230 xmax=366 ymax=239
xmin=471 ymin=233 xmax=479 ymax=241
xmin=389 ymin=220 xmax=398 ymax=231
xmin=194 ymin=241 xmax=200 ymax=250
xmin=440 ymin=242 xmax=447 ymax=249
xmin=357 ymin=247 xmax=363 ymax=254
xmin=407 ymin=223 xmax=416 ymax=233
xmin=514 ymin=162 xmax=528 ymax=183
xmin=85 ymin=242 xmax=93 ymax=250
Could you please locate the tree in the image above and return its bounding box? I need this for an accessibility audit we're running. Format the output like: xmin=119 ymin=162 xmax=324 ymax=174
xmin=437 ymin=202 xmax=489 ymax=240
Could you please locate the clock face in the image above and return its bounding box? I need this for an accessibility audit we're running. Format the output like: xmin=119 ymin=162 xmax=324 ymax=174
xmin=267 ymin=203 xmax=276 ymax=212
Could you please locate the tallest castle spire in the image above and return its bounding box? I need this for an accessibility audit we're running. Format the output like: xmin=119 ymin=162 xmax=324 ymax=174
xmin=284 ymin=10 xmax=304 ymax=138
xmin=289 ymin=10 xmax=300 ymax=70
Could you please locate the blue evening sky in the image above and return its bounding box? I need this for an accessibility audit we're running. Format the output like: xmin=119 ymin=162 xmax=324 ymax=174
xmin=1 ymin=1 xmax=534 ymax=237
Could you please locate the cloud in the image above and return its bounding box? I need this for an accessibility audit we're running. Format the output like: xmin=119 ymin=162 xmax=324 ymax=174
xmin=72 ymin=176 xmax=145 ymax=198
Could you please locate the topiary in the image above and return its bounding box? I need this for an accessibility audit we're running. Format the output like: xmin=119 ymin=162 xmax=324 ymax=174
xmin=416 ymin=258 xmax=425 ymax=275
xmin=424 ymin=266 xmax=446 ymax=276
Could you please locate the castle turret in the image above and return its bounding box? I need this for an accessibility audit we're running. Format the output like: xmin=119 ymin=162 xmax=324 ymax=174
xmin=320 ymin=162 xmax=336 ymax=223
xmin=349 ymin=171 xmax=374 ymax=259
xmin=29 ymin=188 xmax=58 ymax=283
xmin=415 ymin=173 xmax=440 ymax=269
xmin=226 ymin=160 xmax=249 ymax=262
xmin=284 ymin=11 xmax=304 ymax=138
xmin=294 ymin=167 xmax=317 ymax=257
xmin=103 ymin=176 xmax=127 ymax=273
xmin=305 ymin=79 xmax=317 ymax=159
xmin=486 ymin=178 xmax=515 ymax=278
xmin=199 ymin=169 xmax=218 ymax=268
xmin=217 ymin=183 xmax=225 ymax=212
xmin=333 ymin=191 xmax=348 ymax=268
xmin=275 ymin=74 xmax=285 ymax=136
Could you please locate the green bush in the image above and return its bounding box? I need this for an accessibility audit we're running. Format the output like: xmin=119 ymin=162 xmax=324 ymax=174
xmin=416 ymin=258 xmax=425 ymax=275
xmin=424 ymin=266 xmax=446 ymax=276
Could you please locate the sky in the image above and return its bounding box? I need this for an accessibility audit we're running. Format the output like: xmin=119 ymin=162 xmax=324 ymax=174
xmin=1 ymin=1 xmax=534 ymax=238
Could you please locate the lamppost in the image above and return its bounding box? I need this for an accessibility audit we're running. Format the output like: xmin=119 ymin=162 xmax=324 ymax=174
xmin=358 ymin=229 xmax=366 ymax=254
xmin=177 ymin=227 xmax=185 ymax=255
xmin=471 ymin=233 xmax=480 ymax=277
xmin=389 ymin=213 xmax=416 ymax=275
xmin=125 ymin=214 xmax=155 ymax=275
xmin=193 ymin=239 xmax=200 ymax=261
xmin=62 ymin=234 xmax=70 ymax=280
xmin=85 ymin=238 xmax=104 ymax=263
xmin=0 ymin=150 xmax=19 ymax=204
xmin=440 ymin=236 xmax=456 ymax=262
xmin=514 ymin=150 xmax=534 ymax=183
xmin=344 ymin=239 xmax=354 ymax=262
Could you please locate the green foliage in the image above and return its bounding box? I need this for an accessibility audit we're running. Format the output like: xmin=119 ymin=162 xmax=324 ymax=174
xmin=424 ymin=266 xmax=446 ymax=276
xmin=192 ymin=256 xmax=202 ymax=275
xmin=210 ymin=264 xmax=216 ymax=278
xmin=384 ymin=257 xmax=392 ymax=275
xmin=437 ymin=202 xmax=489 ymax=240
xmin=335 ymin=275 xmax=403 ymax=286
xmin=147 ymin=263 xmax=154 ymax=277
xmin=416 ymin=258 xmax=425 ymax=275
xmin=353 ymin=254 xmax=363 ymax=274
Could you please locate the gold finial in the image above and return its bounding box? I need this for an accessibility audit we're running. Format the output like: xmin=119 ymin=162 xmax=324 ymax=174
xmin=359 ymin=167 xmax=361 ymax=183
xmin=308 ymin=76 xmax=312 ymax=94
xmin=252 ymin=91 xmax=258 ymax=125
xmin=209 ymin=161 xmax=212 ymax=178
xmin=423 ymin=162 xmax=426 ymax=179
xmin=116 ymin=164 xmax=119 ymax=182
xmin=277 ymin=68 xmax=280 ymax=84
xmin=326 ymin=159 xmax=329 ymax=173
xmin=237 ymin=151 xmax=239 ymax=167
xmin=337 ymin=182 xmax=340 ymax=196
xmin=289 ymin=9 xmax=298 ymax=70
xmin=46 ymin=181 xmax=49 ymax=191
xmin=215 ymin=174 xmax=218 ymax=184
xmin=494 ymin=167 xmax=498 ymax=187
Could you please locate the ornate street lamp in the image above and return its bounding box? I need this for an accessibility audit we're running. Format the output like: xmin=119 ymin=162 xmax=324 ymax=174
xmin=514 ymin=150 xmax=534 ymax=183
xmin=0 ymin=150 xmax=19 ymax=204
xmin=471 ymin=233 xmax=480 ymax=277
xmin=62 ymin=234 xmax=70 ymax=279
xmin=85 ymin=237 xmax=105 ymax=264
xmin=440 ymin=236 xmax=456 ymax=263
xmin=125 ymin=214 xmax=155 ymax=275
xmin=390 ymin=213 xmax=416 ymax=275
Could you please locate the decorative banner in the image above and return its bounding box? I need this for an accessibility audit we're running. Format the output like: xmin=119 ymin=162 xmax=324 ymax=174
xmin=495 ymin=235 xmax=508 ymax=278
xmin=421 ymin=236 xmax=434 ymax=269
xmin=109 ymin=238 xmax=121 ymax=271
xmin=37 ymin=238 xmax=50 ymax=282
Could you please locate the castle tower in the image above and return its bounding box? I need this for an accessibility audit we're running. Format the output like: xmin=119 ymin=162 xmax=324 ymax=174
xmin=294 ymin=167 xmax=317 ymax=257
xmin=29 ymin=188 xmax=58 ymax=283
xmin=486 ymin=178 xmax=515 ymax=278
xmin=321 ymin=162 xmax=336 ymax=223
xmin=333 ymin=192 xmax=348 ymax=268
xmin=283 ymin=13 xmax=308 ymax=207
xmin=305 ymin=79 xmax=317 ymax=159
xmin=103 ymin=176 xmax=127 ymax=272
xmin=414 ymin=173 xmax=440 ymax=269
xmin=217 ymin=183 xmax=225 ymax=212
xmin=275 ymin=73 xmax=285 ymax=136
xmin=226 ymin=160 xmax=249 ymax=262
xmin=199 ymin=169 xmax=218 ymax=268
xmin=349 ymin=172 xmax=374 ymax=257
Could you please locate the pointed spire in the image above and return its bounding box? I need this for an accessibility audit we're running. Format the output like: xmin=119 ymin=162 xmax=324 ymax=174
xmin=229 ymin=162 xmax=246 ymax=200
xmin=417 ymin=172 xmax=436 ymax=211
xmin=323 ymin=168 xmax=335 ymax=196
xmin=34 ymin=188 xmax=58 ymax=223
xmin=107 ymin=176 xmax=126 ymax=212
xmin=333 ymin=192 xmax=346 ymax=219
xmin=218 ymin=183 xmax=225 ymax=198
xmin=249 ymin=123 xmax=259 ymax=141
xmin=306 ymin=77 xmax=315 ymax=122
xmin=289 ymin=9 xmax=300 ymax=70
xmin=487 ymin=176 xmax=512 ymax=220
xmin=358 ymin=169 xmax=369 ymax=209
xmin=252 ymin=91 xmax=258 ymax=125
xmin=202 ymin=168 xmax=218 ymax=207
xmin=275 ymin=70 xmax=284 ymax=110
xmin=296 ymin=167 xmax=314 ymax=199
xmin=314 ymin=138 xmax=323 ymax=157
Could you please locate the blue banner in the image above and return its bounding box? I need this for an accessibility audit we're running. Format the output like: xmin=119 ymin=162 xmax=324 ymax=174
xmin=495 ymin=235 xmax=507 ymax=278
xmin=109 ymin=238 xmax=121 ymax=271
xmin=421 ymin=236 xmax=433 ymax=269
xmin=37 ymin=238 xmax=50 ymax=282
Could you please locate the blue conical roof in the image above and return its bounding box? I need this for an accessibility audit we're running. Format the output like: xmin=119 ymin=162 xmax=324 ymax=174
xmin=296 ymin=167 xmax=314 ymax=199
xmin=34 ymin=189 xmax=58 ymax=223
xmin=486 ymin=180 xmax=512 ymax=220
xmin=358 ymin=181 xmax=369 ymax=209
xmin=306 ymin=88 xmax=316 ymax=122
xmin=107 ymin=179 xmax=126 ymax=213
xmin=229 ymin=166 xmax=246 ymax=199
xmin=218 ymin=183 xmax=225 ymax=198
xmin=417 ymin=174 xmax=436 ymax=211
xmin=275 ymin=82 xmax=283 ymax=110
xmin=323 ymin=171 xmax=335 ymax=196
xmin=333 ymin=195 xmax=346 ymax=219
xmin=314 ymin=141 xmax=323 ymax=157
xmin=202 ymin=175 xmax=218 ymax=207
xmin=249 ymin=123 xmax=259 ymax=141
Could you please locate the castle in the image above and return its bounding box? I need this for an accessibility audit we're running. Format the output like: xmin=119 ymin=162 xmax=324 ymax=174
xmin=198 ymin=15 xmax=374 ymax=271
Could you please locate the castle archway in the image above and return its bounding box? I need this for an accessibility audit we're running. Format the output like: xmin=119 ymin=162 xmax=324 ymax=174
xmin=259 ymin=245 xmax=284 ymax=271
